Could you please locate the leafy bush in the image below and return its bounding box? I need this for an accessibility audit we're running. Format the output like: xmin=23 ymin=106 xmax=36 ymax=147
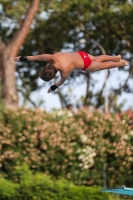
xmin=0 ymin=107 xmax=133 ymax=188
xmin=0 ymin=177 xmax=18 ymax=200
xmin=0 ymin=165 xmax=119 ymax=200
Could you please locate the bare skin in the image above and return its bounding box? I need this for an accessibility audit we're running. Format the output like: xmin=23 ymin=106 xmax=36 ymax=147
xmin=14 ymin=52 xmax=128 ymax=93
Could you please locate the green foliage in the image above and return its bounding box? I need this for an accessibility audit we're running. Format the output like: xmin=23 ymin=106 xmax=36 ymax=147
xmin=0 ymin=108 xmax=133 ymax=189
xmin=0 ymin=165 xmax=119 ymax=200
xmin=0 ymin=178 xmax=19 ymax=200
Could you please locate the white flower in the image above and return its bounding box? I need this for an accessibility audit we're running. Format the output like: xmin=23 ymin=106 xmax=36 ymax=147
xmin=130 ymin=131 xmax=133 ymax=136
xmin=123 ymin=134 xmax=129 ymax=140
xmin=80 ymin=135 xmax=88 ymax=143
xmin=78 ymin=146 xmax=96 ymax=169
xmin=67 ymin=111 xmax=73 ymax=117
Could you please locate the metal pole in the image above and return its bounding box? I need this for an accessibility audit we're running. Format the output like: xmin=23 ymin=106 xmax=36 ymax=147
xmin=103 ymin=163 xmax=107 ymax=189
xmin=93 ymin=41 xmax=109 ymax=112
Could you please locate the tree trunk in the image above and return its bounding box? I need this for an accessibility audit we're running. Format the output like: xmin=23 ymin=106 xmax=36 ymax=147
xmin=1 ymin=0 xmax=40 ymax=109
xmin=1 ymin=49 xmax=18 ymax=108
xmin=0 ymin=40 xmax=6 ymax=78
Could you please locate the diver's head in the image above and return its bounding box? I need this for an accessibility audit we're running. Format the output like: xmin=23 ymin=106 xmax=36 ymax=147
xmin=39 ymin=63 xmax=58 ymax=82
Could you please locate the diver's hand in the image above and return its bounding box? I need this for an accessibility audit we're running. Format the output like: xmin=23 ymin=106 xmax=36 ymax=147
xmin=14 ymin=57 xmax=20 ymax=62
xmin=47 ymin=84 xmax=58 ymax=93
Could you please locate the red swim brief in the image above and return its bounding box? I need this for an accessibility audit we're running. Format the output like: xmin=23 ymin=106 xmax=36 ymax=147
xmin=78 ymin=51 xmax=92 ymax=70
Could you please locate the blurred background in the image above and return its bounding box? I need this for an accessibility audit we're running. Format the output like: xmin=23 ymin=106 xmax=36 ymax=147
xmin=0 ymin=0 xmax=133 ymax=199
xmin=1 ymin=0 xmax=133 ymax=112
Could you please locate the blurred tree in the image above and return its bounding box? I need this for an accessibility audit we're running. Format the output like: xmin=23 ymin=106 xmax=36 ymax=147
xmin=0 ymin=0 xmax=40 ymax=108
xmin=19 ymin=0 xmax=133 ymax=111
xmin=1 ymin=0 xmax=133 ymax=111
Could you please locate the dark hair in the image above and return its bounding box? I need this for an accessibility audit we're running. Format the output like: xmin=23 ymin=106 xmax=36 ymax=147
xmin=39 ymin=63 xmax=58 ymax=82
